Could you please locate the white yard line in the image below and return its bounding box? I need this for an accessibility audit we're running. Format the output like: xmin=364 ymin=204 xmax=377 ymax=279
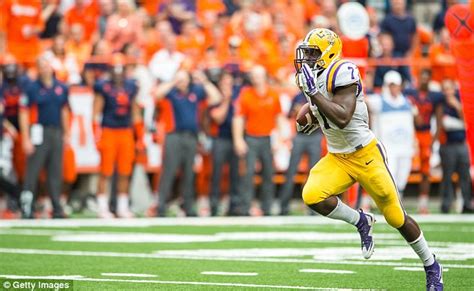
xmin=299 ymin=269 xmax=355 ymax=274
xmin=0 ymin=275 xmax=351 ymax=290
xmin=101 ymin=273 xmax=158 ymax=278
xmin=201 ymin=271 xmax=258 ymax=276
xmin=393 ymin=267 xmax=449 ymax=272
xmin=0 ymin=275 xmax=84 ymax=279
xmin=0 ymin=215 xmax=473 ymax=228
xmin=0 ymin=248 xmax=473 ymax=269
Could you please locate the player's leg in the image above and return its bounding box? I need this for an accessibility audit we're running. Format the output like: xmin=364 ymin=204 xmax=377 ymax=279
xmin=417 ymin=131 xmax=432 ymax=214
xmin=360 ymin=143 xmax=443 ymax=290
xmin=115 ymin=129 xmax=135 ymax=218
xmin=97 ymin=129 xmax=116 ymax=218
xmin=302 ymin=154 xmax=375 ymax=258
xmin=302 ymin=154 xmax=355 ymax=216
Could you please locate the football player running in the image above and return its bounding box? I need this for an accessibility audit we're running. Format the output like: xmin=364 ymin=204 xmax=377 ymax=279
xmin=294 ymin=28 xmax=443 ymax=291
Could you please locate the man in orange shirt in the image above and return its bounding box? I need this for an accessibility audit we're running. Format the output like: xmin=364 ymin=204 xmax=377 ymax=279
xmin=64 ymin=0 xmax=98 ymax=43
xmin=233 ymin=65 xmax=284 ymax=216
xmin=0 ymin=0 xmax=44 ymax=65
xmin=429 ymin=27 xmax=458 ymax=84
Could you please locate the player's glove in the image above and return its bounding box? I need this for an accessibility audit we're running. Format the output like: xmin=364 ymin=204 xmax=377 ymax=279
xmin=296 ymin=122 xmax=318 ymax=135
xmin=299 ymin=63 xmax=318 ymax=97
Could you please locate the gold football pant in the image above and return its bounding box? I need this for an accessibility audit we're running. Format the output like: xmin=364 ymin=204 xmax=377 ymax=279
xmin=302 ymin=139 xmax=406 ymax=228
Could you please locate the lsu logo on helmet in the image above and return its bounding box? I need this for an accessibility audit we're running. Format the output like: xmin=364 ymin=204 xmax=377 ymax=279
xmin=294 ymin=28 xmax=342 ymax=73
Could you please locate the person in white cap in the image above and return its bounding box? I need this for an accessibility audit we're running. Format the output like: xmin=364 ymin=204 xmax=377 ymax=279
xmin=366 ymin=70 xmax=416 ymax=198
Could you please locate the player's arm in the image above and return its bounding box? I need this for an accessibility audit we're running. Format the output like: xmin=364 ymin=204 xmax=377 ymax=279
xmin=132 ymin=99 xmax=145 ymax=151
xmin=93 ymin=92 xmax=105 ymax=124
xmin=92 ymin=91 xmax=105 ymax=143
xmin=309 ymin=84 xmax=357 ymax=129
xmin=299 ymin=63 xmax=357 ymax=129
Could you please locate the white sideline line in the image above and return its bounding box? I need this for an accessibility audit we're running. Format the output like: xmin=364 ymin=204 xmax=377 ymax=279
xmin=101 ymin=273 xmax=158 ymax=278
xmin=393 ymin=267 xmax=449 ymax=272
xmin=0 ymin=275 xmax=349 ymax=290
xmin=299 ymin=269 xmax=355 ymax=274
xmin=201 ymin=271 xmax=258 ymax=276
xmin=1 ymin=215 xmax=473 ymax=228
xmin=0 ymin=275 xmax=84 ymax=279
xmin=0 ymin=248 xmax=473 ymax=269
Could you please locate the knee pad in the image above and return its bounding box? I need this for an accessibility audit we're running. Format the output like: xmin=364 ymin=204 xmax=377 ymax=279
xmin=382 ymin=204 xmax=405 ymax=228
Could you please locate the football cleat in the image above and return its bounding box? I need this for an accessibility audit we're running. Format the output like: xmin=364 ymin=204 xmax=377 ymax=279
xmin=356 ymin=209 xmax=375 ymax=259
xmin=424 ymin=256 xmax=443 ymax=291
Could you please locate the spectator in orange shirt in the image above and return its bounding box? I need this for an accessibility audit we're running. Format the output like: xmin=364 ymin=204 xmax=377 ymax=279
xmin=104 ymin=0 xmax=145 ymax=52
xmin=0 ymin=0 xmax=44 ymax=65
xmin=429 ymin=27 xmax=458 ymax=84
xmin=144 ymin=20 xmax=174 ymax=63
xmin=233 ymin=65 xmax=284 ymax=216
xmin=176 ymin=19 xmax=206 ymax=67
xmin=196 ymin=0 xmax=225 ymax=29
xmin=64 ymin=0 xmax=98 ymax=43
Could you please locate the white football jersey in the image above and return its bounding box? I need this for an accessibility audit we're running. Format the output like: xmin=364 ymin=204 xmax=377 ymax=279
xmin=310 ymin=59 xmax=374 ymax=154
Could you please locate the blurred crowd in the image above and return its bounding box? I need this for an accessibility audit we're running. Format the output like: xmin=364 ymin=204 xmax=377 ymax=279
xmin=0 ymin=0 xmax=472 ymax=219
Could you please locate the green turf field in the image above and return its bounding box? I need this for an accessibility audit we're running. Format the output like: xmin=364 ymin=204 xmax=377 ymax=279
xmin=0 ymin=215 xmax=473 ymax=290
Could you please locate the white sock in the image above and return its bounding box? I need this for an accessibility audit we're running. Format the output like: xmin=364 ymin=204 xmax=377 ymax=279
xmin=117 ymin=194 xmax=130 ymax=213
xmin=327 ymin=198 xmax=360 ymax=226
xmin=409 ymin=232 xmax=435 ymax=266
xmin=97 ymin=194 xmax=109 ymax=212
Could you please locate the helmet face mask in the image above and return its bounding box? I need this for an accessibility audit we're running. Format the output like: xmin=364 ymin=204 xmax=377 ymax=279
xmin=294 ymin=28 xmax=342 ymax=74
xmin=294 ymin=45 xmax=322 ymax=73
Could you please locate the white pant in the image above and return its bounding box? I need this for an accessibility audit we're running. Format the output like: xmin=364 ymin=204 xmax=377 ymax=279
xmin=387 ymin=154 xmax=412 ymax=193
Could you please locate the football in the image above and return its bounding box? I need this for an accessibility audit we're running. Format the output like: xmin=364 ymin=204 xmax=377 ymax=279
xmin=296 ymin=103 xmax=319 ymax=127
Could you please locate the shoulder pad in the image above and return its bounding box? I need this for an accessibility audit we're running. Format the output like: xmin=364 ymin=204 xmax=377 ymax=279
xmin=326 ymin=60 xmax=360 ymax=93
